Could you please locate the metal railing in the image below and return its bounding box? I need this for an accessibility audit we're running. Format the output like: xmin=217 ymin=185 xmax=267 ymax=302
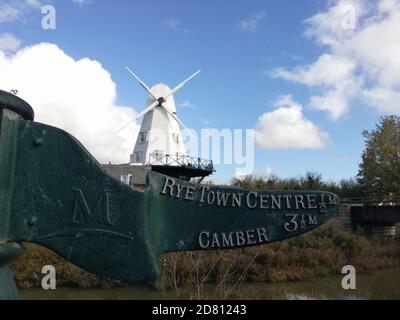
xmin=341 ymin=196 xmax=400 ymax=206
xmin=147 ymin=152 xmax=215 ymax=172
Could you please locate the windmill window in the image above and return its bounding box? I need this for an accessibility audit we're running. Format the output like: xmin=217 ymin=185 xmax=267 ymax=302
xmin=121 ymin=174 xmax=133 ymax=186
xmin=173 ymin=134 xmax=180 ymax=144
xmin=135 ymin=151 xmax=142 ymax=162
xmin=139 ymin=132 xmax=146 ymax=144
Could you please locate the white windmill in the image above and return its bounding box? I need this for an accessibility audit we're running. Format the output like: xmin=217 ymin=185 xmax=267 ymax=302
xmin=120 ymin=67 xmax=213 ymax=181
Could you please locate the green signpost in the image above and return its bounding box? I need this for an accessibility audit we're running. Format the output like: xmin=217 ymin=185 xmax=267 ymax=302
xmin=0 ymin=90 xmax=339 ymax=299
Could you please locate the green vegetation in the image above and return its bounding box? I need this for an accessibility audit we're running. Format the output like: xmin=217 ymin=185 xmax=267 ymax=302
xmin=10 ymin=244 xmax=114 ymax=289
xmin=10 ymin=226 xmax=400 ymax=293
xmin=231 ymin=171 xmax=362 ymax=198
xmin=358 ymin=115 xmax=400 ymax=197
xmin=155 ymin=226 xmax=399 ymax=293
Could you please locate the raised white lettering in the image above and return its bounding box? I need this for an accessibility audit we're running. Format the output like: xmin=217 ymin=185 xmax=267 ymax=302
xmin=246 ymin=192 xmax=258 ymax=209
xmin=161 ymin=177 xmax=176 ymax=196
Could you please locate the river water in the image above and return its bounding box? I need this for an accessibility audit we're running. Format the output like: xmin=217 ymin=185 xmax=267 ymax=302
xmin=20 ymin=268 xmax=400 ymax=300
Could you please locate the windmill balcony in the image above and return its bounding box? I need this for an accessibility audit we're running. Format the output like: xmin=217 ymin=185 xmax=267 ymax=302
xmin=147 ymin=152 xmax=215 ymax=173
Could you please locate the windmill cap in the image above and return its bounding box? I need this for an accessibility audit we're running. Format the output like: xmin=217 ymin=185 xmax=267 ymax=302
xmin=0 ymin=89 xmax=35 ymax=121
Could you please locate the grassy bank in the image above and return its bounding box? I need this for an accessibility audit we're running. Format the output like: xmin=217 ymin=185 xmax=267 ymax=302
xmin=9 ymin=226 xmax=400 ymax=294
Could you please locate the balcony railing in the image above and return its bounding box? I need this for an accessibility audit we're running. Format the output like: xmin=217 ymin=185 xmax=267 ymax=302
xmin=341 ymin=196 xmax=400 ymax=206
xmin=147 ymin=152 xmax=214 ymax=172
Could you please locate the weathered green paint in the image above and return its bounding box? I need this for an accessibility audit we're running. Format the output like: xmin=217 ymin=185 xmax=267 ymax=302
xmin=0 ymin=107 xmax=339 ymax=284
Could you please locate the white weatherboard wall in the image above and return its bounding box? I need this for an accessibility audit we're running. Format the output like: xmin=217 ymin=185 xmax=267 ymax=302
xmin=130 ymin=84 xmax=186 ymax=165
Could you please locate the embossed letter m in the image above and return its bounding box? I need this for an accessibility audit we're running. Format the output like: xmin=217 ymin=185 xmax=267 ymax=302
xmin=71 ymin=189 xmax=113 ymax=226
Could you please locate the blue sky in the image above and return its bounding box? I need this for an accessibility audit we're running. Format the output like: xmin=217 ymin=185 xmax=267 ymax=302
xmin=1 ymin=0 xmax=399 ymax=184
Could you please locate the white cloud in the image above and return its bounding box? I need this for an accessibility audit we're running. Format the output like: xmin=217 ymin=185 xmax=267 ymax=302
xmin=265 ymin=166 xmax=274 ymax=176
xmin=270 ymin=0 xmax=400 ymax=119
xmin=177 ymin=100 xmax=196 ymax=109
xmin=255 ymin=95 xmax=329 ymax=149
xmin=234 ymin=168 xmax=251 ymax=179
xmin=200 ymin=118 xmax=211 ymax=126
xmin=303 ymin=0 xmax=367 ymax=47
xmin=233 ymin=166 xmax=275 ymax=180
xmin=165 ymin=19 xmax=189 ymax=34
xmin=71 ymin=0 xmax=93 ymax=6
xmin=0 ymin=0 xmax=87 ymax=24
xmin=272 ymin=54 xmax=357 ymax=88
xmin=0 ymin=33 xmax=21 ymax=53
xmin=0 ymin=3 xmax=19 ymax=22
xmin=0 ymin=0 xmax=43 ymax=23
xmin=236 ymin=11 xmax=265 ymax=32
xmin=309 ymin=88 xmax=351 ymax=120
xmin=24 ymin=0 xmax=42 ymax=9
xmin=362 ymin=87 xmax=400 ymax=114
xmin=0 ymin=43 xmax=139 ymax=164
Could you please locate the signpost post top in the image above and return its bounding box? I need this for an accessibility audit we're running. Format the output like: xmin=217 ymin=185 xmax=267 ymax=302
xmin=0 ymin=90 xmax=35 ymax=121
